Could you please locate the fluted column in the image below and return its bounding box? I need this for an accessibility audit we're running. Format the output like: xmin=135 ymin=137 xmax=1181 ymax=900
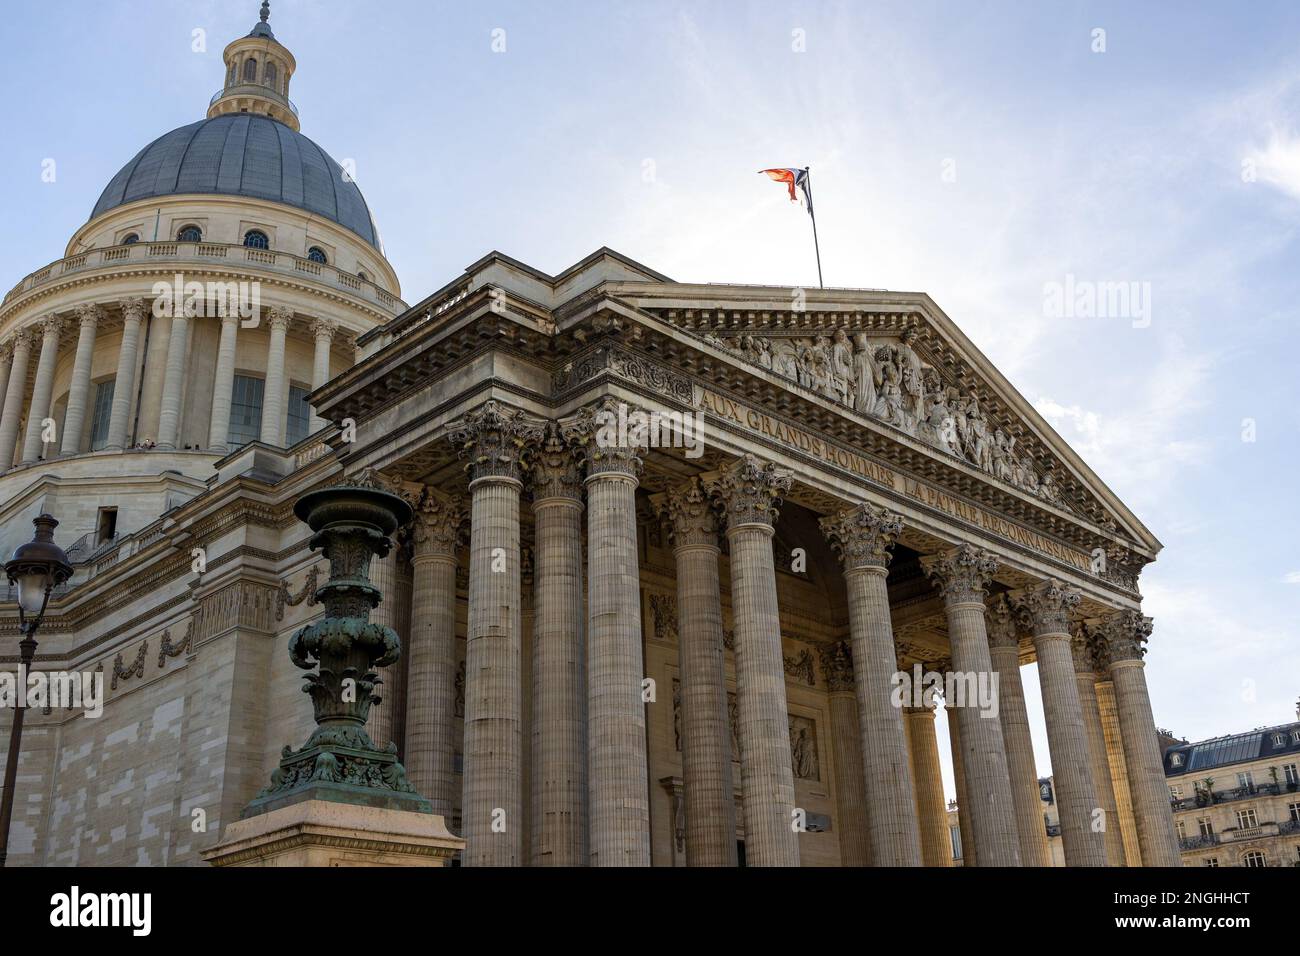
xmin=945 ymin=698 xmax=977 ymax=866
xmin=1096 ymin=669 xmax=1143 ymax=865
xmin=905 ymin=694 xmax=953 ymax=866
xmin=60 ymin=305 xmax=101 ymax=456
xmin=661 ymin=477 xmax=737 ymax=867
xmin=449 ymin=400 xmax=543 ymax=866
xmin=22 ymin=316 xmax=65 ymax=462
xmin=986 ymin=594 xmax=1051 ymax=866
xmin=0 ymin=342 xmax=12 ymax=446
xmin=156 ymin=311 xmax=192 ymax=449
xmin=707 ymin=454 xmax=799 ymax=867
xmin=818 ymin=641 xmax=869 ymax=866
xmin=1073 ymin=622 xmax=1126 ymax=865
xmin=1104 ymin=610 xmax=1181 ymax=866
xmin=0 ymin=331 xmax=33 ymax=468
xmin=105 ymin=298 xmax=145 ymax=451
xmin=207 ymin=311 xmax=240 ymax=451
xmin=1015 ymin=580 xmax=1105 ymax=867
xmin=259 ymin=306 xmax=292 ymax=447
xmin=135 ymin=308 xmax=171 ymax=444
xmin=565 ymin=400 xmax=650 ymax=866
xmin=922 ymin=545 xmax=1020 ymax=866
xmin=309 ymin=318 xmax=337 ymax=433
xmin=529 ymin=425 xmax=588 ymax=866
xmin=365 ymin=534 xmax=413 ymax=751
xmin=405 ymin=489 xmax=466 ymax=820
xmin=820 ymin=504 xmax=920 ymax=866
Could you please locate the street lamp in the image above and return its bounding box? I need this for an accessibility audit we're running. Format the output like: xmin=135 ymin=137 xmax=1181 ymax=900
xmin=0 ymin=514 xmax=72 ymax=867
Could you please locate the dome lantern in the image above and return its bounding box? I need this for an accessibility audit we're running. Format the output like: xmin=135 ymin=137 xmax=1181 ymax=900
xmin=207 ymin=2 xmax=300 ymax=132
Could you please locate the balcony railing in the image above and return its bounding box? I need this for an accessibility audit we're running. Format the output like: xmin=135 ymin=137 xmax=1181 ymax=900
xmin=1179 ymin=834 xmax=1219 ymax=850
xmin=209 ymin=85 xmax=299 ymax=118
xmin=1171 ymin=782 xmax=1286 ymax=811
xmin=2 ymin=242 xmax=403 ymax=313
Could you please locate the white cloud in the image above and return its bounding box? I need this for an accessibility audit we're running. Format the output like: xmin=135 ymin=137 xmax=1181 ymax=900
xmin=1283 ymin=571 xmax=1300 ymax=584
xmin=1246 ymin=128 xmax=1300 ymax=201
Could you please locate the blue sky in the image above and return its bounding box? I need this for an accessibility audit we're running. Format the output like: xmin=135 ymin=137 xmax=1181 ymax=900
xmin=2 ymin=0 xmax=1297 ymax=799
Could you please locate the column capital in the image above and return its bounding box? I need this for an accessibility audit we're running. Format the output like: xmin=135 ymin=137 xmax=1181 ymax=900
xmin=311 ymin=317 xmax=339 ymax=341
xmin=411 ymin=489 xmax=467 ymax=559
xmin=817 ymin=639 xmax=855 ymax=693
xmin=8 ymin=328 xmax=35 ymax=352
xmin=560 ymin=397 xmax=645 ymax=480
xmin=921 ymin=543 xmax=998 ymax=605
xmin=660 ymin=476 xmax=720 ymax=549
xmin=0 ymin=339 xmax=11 ymax=363
xmin=1012 ymin=579 xmax=1081 ymax=638
xmin=819 ymin=502 xmax=902 ymax=572
xmin=985 ymin=592 xmax=1024 ymax=651
xmin=37 ymin=314 xmax=67 ymax=340
xmin=74 ymin=303 xmax=103 ymax=330
xmin=530 ymin=422 xmax=584 ymax=502
xmin=447 ymin=399 xmax=546 ymax=485
xmin=118 ymin=297 xmax=147 ymax=324
xmin=705 ymin=453 xmax=792 ymax=530
xmin=268 ymin=305 xmax=294 ymax=331
xmin=1101 ymin=608 xmax=1152 ymax=664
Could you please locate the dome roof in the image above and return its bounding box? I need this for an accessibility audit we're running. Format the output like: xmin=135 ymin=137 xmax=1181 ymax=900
xmin=90 ymin=114 xmax=382 ymax=250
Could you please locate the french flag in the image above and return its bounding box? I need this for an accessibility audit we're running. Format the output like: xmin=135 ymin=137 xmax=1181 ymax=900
xmin=759 ymin=167 xmax=813 ymax=216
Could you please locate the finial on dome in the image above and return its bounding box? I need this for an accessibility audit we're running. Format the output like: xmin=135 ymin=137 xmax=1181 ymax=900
xmin=260 ymin=1 xmax=270 ymax=23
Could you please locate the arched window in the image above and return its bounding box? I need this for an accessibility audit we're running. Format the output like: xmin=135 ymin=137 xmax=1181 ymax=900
xmin=1243 ymin=850 xmax=1267 ymax=868
xmin=227 ymin=63 xmax=236 ymax=86
xmin=177 ymin=225 xmax=202 ymax=242
xmin=121 ymin=233 xmax=139 ymax=245
xmin=264 ymin=62 xmax=278 ymax=87
xmin=243 ymin=230 xmax=270 ymax=250
xmin=243 ymin=58 xmax=258 ymax=82
xmin=307 ymin=246 xmax=327 ymax=264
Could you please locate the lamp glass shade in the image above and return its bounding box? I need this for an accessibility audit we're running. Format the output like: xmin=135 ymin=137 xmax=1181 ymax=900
xmin=15 ymin=569 xmax=50 ymax=616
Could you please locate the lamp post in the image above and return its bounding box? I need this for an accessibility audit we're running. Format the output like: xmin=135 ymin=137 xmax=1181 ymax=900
xmin=0 ymin=514 xmax=72 ymax=867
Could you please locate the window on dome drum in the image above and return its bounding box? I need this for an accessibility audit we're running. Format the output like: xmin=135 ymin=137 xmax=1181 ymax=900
xmin=227 ymin=374 xmax=265 ymax=448
xmin=244 ymin=230 xmax=270 ymax=250
xmin=121 ymin=233 xmax=139 ymax=245
xmin=89 ymin=380 xmax=115 ymax=451
xmin=227 ymin=64 xmax=236 ymax=86
xmin=177 ymin=225 xmax=202 ymax=242
xmin=1243 ymin=850 xmax=1267 ymax=868
xmin=307 ymin=246 xmax=328 ymax=264
xmin=286 ymin=385 xmax=311 ymax=446
xmin=265 ymin=62 xmax=277 ymax=87
xmin=243 ymin=58 xmax=257 ymax=82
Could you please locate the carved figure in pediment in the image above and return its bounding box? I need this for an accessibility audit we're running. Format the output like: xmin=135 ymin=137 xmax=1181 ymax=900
xmin=921 ymin=393 xmax=962 ymax=456
xmin=851 ymin=332 xmax=880 ymax=414
xmin=992 ymin=428 xmax=1016 ymax=482
xmin=1038 ymin=469 xmax=1062 ymax=505
xmin=1017 ymin=454 xmax=1040 ymax=494
xmin=968 ymin=406 xmax=993 ymax=471
xmin=831 ymin=330 xmax=855 ymax=404
xmin=808 ymin=336 xmax=837 ymax=399
xmin=795 ymin=339 xmax=815 ymax=389
xmin=873 ymin=347 xmax=907 ymax=428
xmin=756 ymin=337 xmax=773 ymax=369
xmin=772 ymin=339 xmax=799 ymax=380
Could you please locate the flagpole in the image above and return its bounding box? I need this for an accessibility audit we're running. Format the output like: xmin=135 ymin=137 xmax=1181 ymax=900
xmin=804 ymin=166 xmax=824 ymax=289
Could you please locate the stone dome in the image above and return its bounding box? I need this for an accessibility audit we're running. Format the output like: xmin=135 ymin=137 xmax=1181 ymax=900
xmin=90 ymin=113 xmax=382 ymax=250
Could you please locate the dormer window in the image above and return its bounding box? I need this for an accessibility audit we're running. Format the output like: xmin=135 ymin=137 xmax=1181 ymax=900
xmin=307 ymin=246 xmax=327 ymax=264
xmin=243 ymin=230 xmax=270 ymax=250
xmin=1170 ymin=753 xmax=1184 ymax=767
xmin=1292 ymin=730 xmax=1300 ymax=744
xmin=1274 ymin=733 xmax=1287 ymax=747
xmin=243 ymin=58 xmax=258 ymax=82
xmin=177 ymin=225 xmax=202 ymax=242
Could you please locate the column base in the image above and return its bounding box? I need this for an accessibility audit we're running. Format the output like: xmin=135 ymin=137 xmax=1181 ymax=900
xmin=201 ymin=799 xmax=464 ymax=867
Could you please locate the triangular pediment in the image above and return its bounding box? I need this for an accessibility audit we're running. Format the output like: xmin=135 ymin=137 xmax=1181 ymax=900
xmin=606 ymin=281 xmax=1159 ymax=558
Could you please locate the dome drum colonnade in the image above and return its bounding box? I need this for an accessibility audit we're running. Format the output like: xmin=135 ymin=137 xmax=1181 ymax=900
xmin=352 ymin=393 xmax=1181 ymax=868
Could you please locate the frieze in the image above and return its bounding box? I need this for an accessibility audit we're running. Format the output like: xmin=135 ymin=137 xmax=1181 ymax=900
xmin=156 ymin=620 xmax=194 ymax=666
xmin=274 ymin=565 xmax=321 ymax=621
xmin=783 ymin=648 xmax=816 ymax=686
xmin=553 ymin=345 xmax=694 ymax=403
xmin=111 ymin=641 xmax=148 ymax=691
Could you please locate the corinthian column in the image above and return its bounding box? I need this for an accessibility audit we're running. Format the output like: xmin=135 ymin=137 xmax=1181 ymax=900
xmin=1073 ymin=622 xmax=1126 ymax=865
xmin=904 ymin=691 xmax=953 ymax=866
xmin=0 ymin=331 xmax=33 ymax=468
xmin=405 ymin=489 xmax=467 ymax=821
xmin=707 ymin=454 xmax=799 ymax=867
xmin=565 ymin=400 xmax=650 ymax=866
xmin=156 ymin=311 xmax=192 ymax=449
xmin=309 ymin=318 xmax=337 ymax=433
xmin=945 ymin=698 xmax=977 ymax=866
xmin=986 ymin=594 xmax=1051 ymax=866
xmin=818 ymin=640 xmax=870 ymax=866
xmin=921 ymin=545 xmax=1020 ymax=866
xmin=207 ymin=310 xmax=240 ymax=451
xmin=820 ymin=503 xmax=920 ymax=866
xmin=661 ymin=477 xmax=736 ymax=867
xmin=449 ymin=400 xmax=543 ymax=866
xmin=0 ymin=342 xmax=12 ymax=447
xmin=60 ymin=305 xmax=101 ymax=455
xmin=1094 ymin=644 xmax=1143 ymax=865
xmin=1015 ymin=579 xmax=1105 ymax=867
xmin=1103 ymin=610 xmax=1181 ymax=866
xmin=22 ymin=316 xmax=65 ymax=462
xmin=106 ymin=299 xmax=145 ymax=450
xmin=259 ymin=306 xmax=292 ymax=447
xmin=529 ymin=424 xmax=588 ymax=866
